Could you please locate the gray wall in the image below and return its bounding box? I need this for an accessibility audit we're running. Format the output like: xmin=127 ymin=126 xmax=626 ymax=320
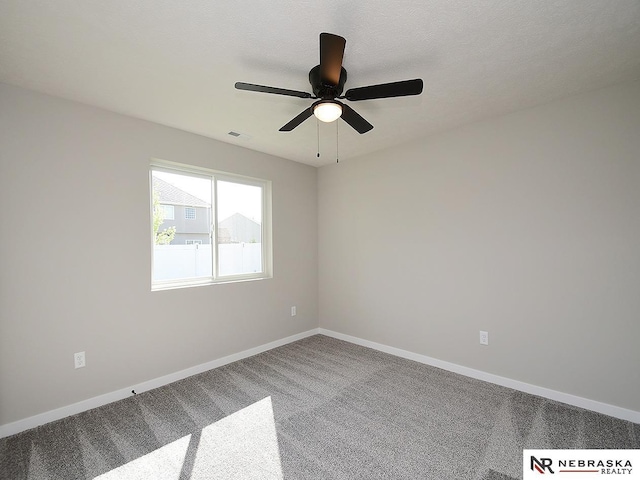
xmin=318 ymin=80 xmax=640 ymax=412
xmin=0 ymin=83 xmax=318 ymax=425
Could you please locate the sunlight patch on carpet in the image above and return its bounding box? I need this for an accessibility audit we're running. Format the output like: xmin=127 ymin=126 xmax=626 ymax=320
xmin=93 ymin=434 xmax=190 ymax=480
xmin=94 ymin=396 xmax=283 ymax=480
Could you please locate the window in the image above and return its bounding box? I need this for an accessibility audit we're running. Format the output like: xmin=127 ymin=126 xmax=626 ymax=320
xmin=184 ymin=207 xmax=196 ymax=220
xmin=160 ymin=204 xmax=174 ymax=220
xmin=150 ymin=161 xmax=272 ymax=290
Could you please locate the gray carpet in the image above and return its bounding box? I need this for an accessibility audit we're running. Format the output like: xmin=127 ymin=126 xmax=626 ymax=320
xmin=1 ymin=335 xmax=638 ymax=479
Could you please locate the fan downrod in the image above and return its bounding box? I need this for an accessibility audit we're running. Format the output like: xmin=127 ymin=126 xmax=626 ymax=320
xmin=309 ymin=65 xmax=347 ymax=99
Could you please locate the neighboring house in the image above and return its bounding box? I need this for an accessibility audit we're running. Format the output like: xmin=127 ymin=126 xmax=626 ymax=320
xmin=153 ymin=176 xmax=211 ymax=245
xmin=218 ymin=213 xmax=261 ymax=244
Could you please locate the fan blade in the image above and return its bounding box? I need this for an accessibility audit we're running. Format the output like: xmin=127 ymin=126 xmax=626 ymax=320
xmin=345 ymin=79 xmax=423 ymax=101
xmin=319 ymin=33 xmax=346 ymax=86
xmin=235 ymin=82 xmax=311 ymax=99
xmin=279 ymin=108 xmax=313 ymax=131
xmin=341 ymin=104 xmax=373 ymax=134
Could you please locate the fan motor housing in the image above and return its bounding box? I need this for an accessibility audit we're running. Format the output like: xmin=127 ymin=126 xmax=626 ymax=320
xmin=309 ymin=65 xmax=347 ymax=99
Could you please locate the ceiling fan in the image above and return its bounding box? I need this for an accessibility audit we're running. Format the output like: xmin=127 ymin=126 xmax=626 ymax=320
xmin=235 ymin=33 xmax=423 ymax=134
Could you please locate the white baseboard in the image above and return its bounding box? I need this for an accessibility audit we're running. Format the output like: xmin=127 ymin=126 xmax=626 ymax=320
xmin=3 ymin=326 xmax=637 ymax=439
xmin=318 ymin=328 xmax=640 ymax=424
xmin=0 ymin=328 xmax=320 ymax=439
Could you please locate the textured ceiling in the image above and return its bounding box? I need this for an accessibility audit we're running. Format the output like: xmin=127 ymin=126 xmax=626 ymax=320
xmin=2 ymin=1 xmax=640 ymax=166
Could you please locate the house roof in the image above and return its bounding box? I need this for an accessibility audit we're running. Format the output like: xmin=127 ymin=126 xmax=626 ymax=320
xmin=1 ymin=2 xmax=639 ymax=166
xmin=219 ymin=212 xmax=261 ymax=226
xmin=152 ymin=176 xmax=210 ymax=207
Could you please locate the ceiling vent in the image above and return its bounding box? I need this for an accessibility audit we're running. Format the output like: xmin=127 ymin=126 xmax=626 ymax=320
xmin=228 ymin=131 xmax=252 ymax=140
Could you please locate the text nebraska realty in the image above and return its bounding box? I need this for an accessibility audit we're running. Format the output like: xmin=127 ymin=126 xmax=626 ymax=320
xmin=559 ymin=458 xmax=632 ymax=475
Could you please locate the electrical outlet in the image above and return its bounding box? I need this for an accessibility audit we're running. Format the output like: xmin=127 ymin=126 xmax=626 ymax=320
xmin=479 ymin=331 xmax=489 ymax=346
xmin=74 ymin=351 xmax=86 ymax=369
xmin=291 ymin=306 xmax=297 ymax=317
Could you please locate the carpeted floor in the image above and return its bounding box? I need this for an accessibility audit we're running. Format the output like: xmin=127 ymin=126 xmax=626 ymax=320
xmin=1 ymin=335 xmax=638 ymax=479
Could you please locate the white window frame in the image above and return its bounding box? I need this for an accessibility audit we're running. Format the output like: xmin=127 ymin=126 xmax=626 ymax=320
xmin=150 ymin=160 xmax=272 ymax=290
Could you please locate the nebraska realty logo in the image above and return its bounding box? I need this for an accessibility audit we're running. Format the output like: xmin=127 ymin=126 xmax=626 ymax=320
xmin=523 ymin=450 xmax=640 ymax=478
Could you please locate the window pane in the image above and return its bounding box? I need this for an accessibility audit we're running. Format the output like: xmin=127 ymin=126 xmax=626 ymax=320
xmin=217 ymin=180 xmax=263 ymax=276
xmin=152 ymin=170 xmax=212 ymax=282
xmin=184 ymin=207 xmax=196 ymax=219
xmin=161 ymin=204 xmax=174 ymax=220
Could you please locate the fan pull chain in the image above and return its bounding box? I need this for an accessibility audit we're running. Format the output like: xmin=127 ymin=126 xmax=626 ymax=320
xmin=336 ymin=120 xmax=339 ymax=163
xmin=316 ymin=119 xmax=320 ymax=158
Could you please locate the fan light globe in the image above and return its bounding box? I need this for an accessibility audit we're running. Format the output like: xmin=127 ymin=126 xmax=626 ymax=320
xmin=313 ymin=102 xmax=342 ymax=123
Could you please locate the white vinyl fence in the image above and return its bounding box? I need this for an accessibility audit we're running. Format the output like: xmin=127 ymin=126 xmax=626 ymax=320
xmin=153 ymin=243 xmax=262 ymax=281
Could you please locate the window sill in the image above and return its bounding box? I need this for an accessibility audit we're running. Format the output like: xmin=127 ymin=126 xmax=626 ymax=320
xmin=151 ymin=274 xmax=272 ymax=292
